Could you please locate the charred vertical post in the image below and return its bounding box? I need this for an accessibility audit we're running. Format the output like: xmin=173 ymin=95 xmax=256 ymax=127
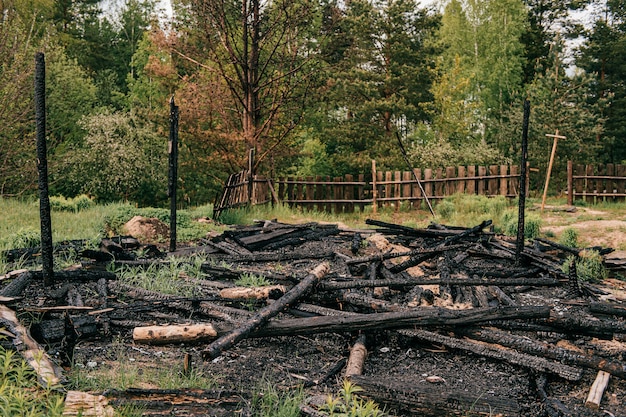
xmin=516 ymin=99 xmax=530 ymax=265
xmin=35 ymin=52 xmax=54 ymax=286
xmin=168 ymin=96 xmax=179 ymax=252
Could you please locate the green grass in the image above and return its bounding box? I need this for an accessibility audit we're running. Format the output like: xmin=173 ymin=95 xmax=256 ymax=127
xmin=0 ymin=345 xmax=65 ymax=416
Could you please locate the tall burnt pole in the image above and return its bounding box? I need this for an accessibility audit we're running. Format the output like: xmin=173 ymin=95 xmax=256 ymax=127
xmin=35 ymin=52 xmax=54 ymax=285
xmin=516 ymin=99 xmax=531 ymax=265
xmin=168 ymin=96 xmax=179 ymax=252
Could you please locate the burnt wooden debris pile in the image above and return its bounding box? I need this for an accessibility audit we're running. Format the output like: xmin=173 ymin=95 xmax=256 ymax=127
xmin=1 ymin=219 xmax=626 ymax=416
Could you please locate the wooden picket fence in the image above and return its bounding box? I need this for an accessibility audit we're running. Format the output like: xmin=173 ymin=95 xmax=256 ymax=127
xmin=567 ymin=161 xmax=626 ymax=204
xmin=214 ymin=163 xmax=524 ymax=217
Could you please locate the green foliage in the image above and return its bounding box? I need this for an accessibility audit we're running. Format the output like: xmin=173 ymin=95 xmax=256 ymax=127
xmin=49 ymin=194 xmax=95 ymax=212
xmin=235 ymin=273 xmax=271 ymax=287
xmin=1 ymin=229 xmax=41 ymax=249
xmin=558 ymin=227 xmax=579 ymax=248
xmin=436 ymin=194 xmax=509 ymax=226
xmin=58 ymin=111 xmax=167 ymax=204
xmin=321 ymin=380 xmax=387 ymax=417
xmin=500 ymin=210 xmax=542 ymax=239
xmin=0 ymin=346 xmax=65 ymax=417
xmin=250 ymin=381 xmax=305 ymax=417
xmin=562 ymin=250 xmax=608 ymax=283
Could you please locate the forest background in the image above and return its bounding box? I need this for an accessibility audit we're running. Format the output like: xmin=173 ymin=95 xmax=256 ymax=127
xmin=1 ymin=0 xmax=624 ymax=207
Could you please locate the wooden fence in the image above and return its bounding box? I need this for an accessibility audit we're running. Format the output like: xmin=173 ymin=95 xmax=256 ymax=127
xmin=567 ymin=161 xmax=626 ymax=204
xmin=214 ymin=163 xmax=524 ymax=216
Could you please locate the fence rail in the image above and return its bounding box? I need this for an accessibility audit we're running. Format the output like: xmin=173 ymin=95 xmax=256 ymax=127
xmin=567 ymin=161 xmax=626 ymax=204
xmin=214 ymin=163 xmax=526 ymax=216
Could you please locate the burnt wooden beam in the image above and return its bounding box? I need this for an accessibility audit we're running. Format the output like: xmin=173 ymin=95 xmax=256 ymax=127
xmin=349 ymin=374 xmax=523 ymax=416
xmin=389 ymin=220 xmax=493 ymax=273
xmin=250 ymin=305 xmax=550 ymax=338
xmin=589 ymin=302 xmax=626 ymax=318
xmin=400 ymin=328 xmax=582 ymax=381
xmin=459 ymin=327 xmax=626 ymax=379
xmin=346 ymin=243 xmax=468 ymax=265
xmin=319 ymin=275 xmax=559 ymax=291
xmin=202 ymin=262 xmax=330 ymax=359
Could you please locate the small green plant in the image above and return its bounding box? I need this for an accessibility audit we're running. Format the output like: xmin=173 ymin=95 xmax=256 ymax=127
xmin=2 ymin=229 xmax=41 ymax=249
xmin=235 ymin=272 xmax=271 ymax=287
xmin=49 ymin=194 xmax=95 ymax=212
xmin=320 ymin=379 xmax=387 ymax=417
xmin=500 ymin=210 xmax=541 ymax=239
xmin=558 ymin=227 xmax=579 ymax=248
xmin=0 ymin=346 xmax=65 ymax=416
xmin=250 ymin=380 xmax=304 ymax=417
xmin=562 ymin=250 xmax=608 ymax=283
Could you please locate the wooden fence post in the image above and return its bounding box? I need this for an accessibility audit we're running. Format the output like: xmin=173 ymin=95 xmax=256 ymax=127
xmin=371 ymin=160 xmax=377 ymax=214
xmin=567 ymin=160 xmax=573 ymax=206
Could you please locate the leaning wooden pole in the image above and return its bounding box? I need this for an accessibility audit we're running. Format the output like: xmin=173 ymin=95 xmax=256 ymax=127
xmin=35 ymin=52 xmax=54 ymax=286
xmin=168 ymin=96 xmax=179 ymax=252
xmin=516 ymin=99 xmax=530 ymax=266
xmin=203 ymin=262 xmax=330 ymax=360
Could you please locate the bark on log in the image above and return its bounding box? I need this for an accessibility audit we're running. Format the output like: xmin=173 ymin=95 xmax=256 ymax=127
xmin=319 ymin=275 xmax=559 ymax=291
xmin=0 ymin=271 xmax=33 ymax=297
xmin=250 ymin=306 xmax=550 ymax=338
xmin=219 ymin=285 xmax=286 ymax=300
xmin=589 ymin=302 xmax=626 ymax=318
xmin=345 ymin=334 xmax=367 ymax=377
xmin=63 ymin=391 xmax=115 ymax=417
xmin=459 ymin=327 xmax=626 ymax=379
xmin=202 ymin=262 xmax=330 ymax=359
xmin=0 ymin=305 xmax=64 ymax=387
xmin=400 ymin=328 xmax=582 ymax=381
xmin=105 ymin=388 xmax=248 ymax=416
xmin=32 ymin=270 xmax=117 ymax=282
xmin=133 ymin=323 xmax=219 ymax=344
xmin=349 ymin=374 xmax=522 ymax=416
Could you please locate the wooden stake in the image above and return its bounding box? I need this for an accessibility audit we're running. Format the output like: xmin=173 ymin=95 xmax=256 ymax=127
xmin=541 ymin=129 xmax=567 ymax=212
xmin=371 ymin=160 xmax=377 ymax=214
xmin=585 ymin=370 xmax=611 ymax=409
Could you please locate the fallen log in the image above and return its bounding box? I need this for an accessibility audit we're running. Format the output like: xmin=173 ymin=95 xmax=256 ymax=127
xmin=105 ymin=388 xmax=248 ymax=416
xmin=389 ymin=220 xmax=493 ymax=273
xmin=349 ymin=374 xmax=523 ymax=416
xmin=202 ymin=262 xmax=330 ymax=359
xmin=319 ymin=275 xmax=559 ymax=291
xmin=0 ymin=304 xmax=64 ymax=387
xmin=399 ymin=328 xmax=583 ymax=381
xmin=0 ymin=271 xmax=33 ymax=297
xmin=219 ymin=285 xmax=286 ymax=300
xmin=589 ymin=301 xmax=626 ymax=318
xmin=133 ymin=323 xmax=218 ymax=344
xmin=345 ymin=334 xmax=367 ymax=377
xmin=251 ymin=305 xmax=551 ymax=338
xmin=459 ymin=327 xmax=626 ymax=379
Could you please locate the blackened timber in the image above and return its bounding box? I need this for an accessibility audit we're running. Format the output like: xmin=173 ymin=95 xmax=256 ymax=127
xmin=319 ymin=275 xmax=559 ymax=291
xmin=389 ymin=220 xmax=493 ymax=273
xmin=0 ymin=271 xmax=33 ymax=297
xmin=401 ymin=328 xmax=582 ymax=381
xmin=516 ymin=99 xmax=530 ymax=265
xmin=534 ymin=237 xmax=614 ymax=256
xmin=204 ymin=250 xmax=336 ymax=263
xmin=35 ymin=52 xmax=54 ymax=286
xmin=248 ymin=306 xmax=550 ymax=338
xmin=203 ymin=263 xmax=330 ymax=359
xmin=459 ymin=327 xmax=626 ymax=379
xmin=589 ymin=302 xmax=626 ymax=317
xmin=32 ymin=269 xmax=116 ymax=282
xmin=346 ymin=243 xmax=468 ymax=265
xmin=349 ymin=374 xmax=522 ymax=416
xmin=365 ymin=219 xmax=477 ymax=238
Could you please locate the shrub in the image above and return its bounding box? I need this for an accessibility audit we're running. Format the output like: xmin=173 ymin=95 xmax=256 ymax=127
xmin=562 ymin=250 xmax=608 ymax=283
xmin=2 ymin=229 xmax=40 ymax=249
xmin=49 ymin=194 xmax=95 ymax=212
xmin=500 ymin=210 xmax=541 ymax=239
xmin=558 ymin=227 xmax=579 ymax=248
